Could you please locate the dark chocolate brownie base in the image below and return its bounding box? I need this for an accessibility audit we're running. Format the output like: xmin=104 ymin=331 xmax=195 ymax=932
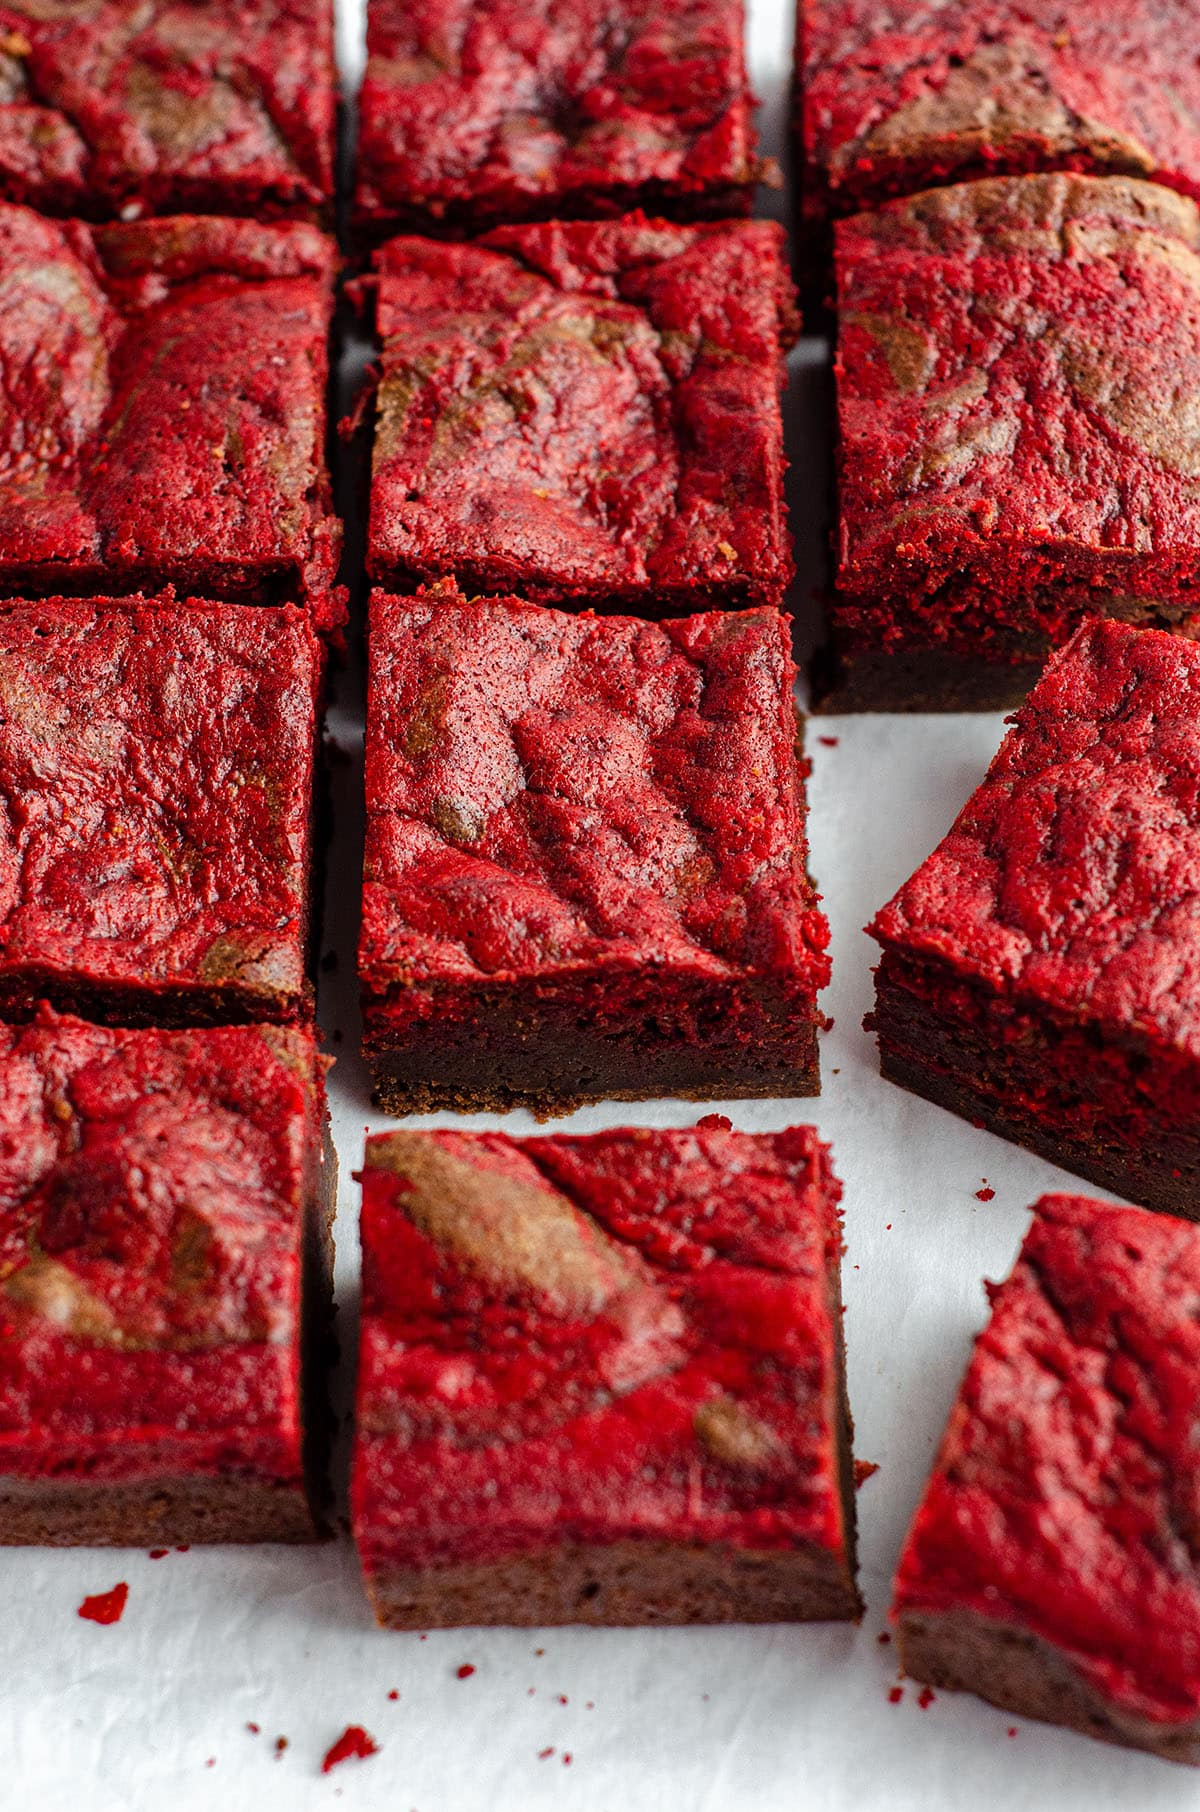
xmin=0 ymin=1476 xmax=322 ymax=1547
xmin=354 ymin=180 xmax=756 ymax=250
xmin=898 ymin=1608 xmax=1200 ymax=1767
xmin=0 ymin=973 xmax=315 ymax=1031
xmin=812 ymin=644 xmax=1044 ymax=714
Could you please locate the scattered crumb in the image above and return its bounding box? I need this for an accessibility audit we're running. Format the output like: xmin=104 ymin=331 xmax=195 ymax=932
xmin=585 ymin=1701 xmax=594 ymax=1711
xmin=321 ymin=1727 xmax=379 ymax=1775
xmin=885 ymin=1223 xmax=892 ymax=1231
xmin=419 ymin=1633 xmax=428 ymax=1641
xmin=538 ymin=1747 xmax=555 ymax=1761
xmin=274 ymin=1737 xmax=289 ymax=1758
xmin=205 ymin=1758 xmax=216 ymax=1769
xmin=148 ymin=1549 xmax=168 ymax=1560
xmin=1007 ymin=1727 xmax=1018 ymax=1738
xmin=976 ymin=1183 xmax=996 ymax=1202
xmin=78 ymin=1583 xmax=129 ymax=1625
xmin=888 ymin=1687 xmax=904 ymax=1705
xmin=563 ymin=1754 xmax=573 ymax=1766
xmin=695 ymin=1113 xmax=732 ymax=1131
xmin=534 ymin=1647 xmax=545 ymax=1657
xmin=247 ymin=1723 xmax=260 ymax=1736
xmin=456 ymin=1664 xmax=476 ymax=1680
xmin=527 ymin=1688 xmax=536 ymax=1696
xmin=918 ymin=1688 xmax=936 ymax=1710
xmin=817 ymin=735 xmax=839 ymax=747
xmin=832 ymin=1067 xmax=840 ymax=1075
xmin=556 ymin=1695 xmax=568 ymax=1705
xmin=854 ymin=1460 xmax=880 ymax=1488
xmin=387 ymin=1690 xmax=399 ymax=1702
xmin=877 ymin=1632 xmax=891 ymax=1647
xmin=176 ymin=1545 xmax=190 ymax=1553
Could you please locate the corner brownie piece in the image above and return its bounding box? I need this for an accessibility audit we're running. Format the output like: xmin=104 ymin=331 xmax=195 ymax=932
xmin=360 ymin=585 xmax=831 ymax=1115
xmin=823 ymin=174 xmax=1200 ymax=710
xmin=0 ymin=598 xmax=320 ymax=1027
xmin=895 ymin=1192 xmax=1200 ymax=1764
xmin=368 ymin=217 xmax=797 ymax=614
xmin=0 ymin=207 xmax=340 ymax=626
xmin=354 ymin=0 xmax=762 ymax=238
xmin=798 ymin=0 xmax=1200 ymax=233
xmin=352 ymin=1123 xmax=860 ymax=1628
xmin=0 ymin=1011 xmax=334 ymax=1545
xmin=868 ymin=618 xmax=1200 ymax=1218
xmin=0 ymin=0 xmax=334 ymax=221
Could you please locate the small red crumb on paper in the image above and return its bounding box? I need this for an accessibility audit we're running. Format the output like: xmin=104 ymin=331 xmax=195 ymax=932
xmin=885 ymin=1223 xmax=892 ymax=1231
xmin=387 ymin=1690 xmax=399 ymax=1702
xmin=1008 ymin=1726 xmax=1018 ymax=1738
xmin=854 ymin=1460 xmax=879 ymax=1487
xmin=247 ymin=1723 xmax=260 ymax=1736
xmin=534 ymin=1647 xmax=545 ymax=1657
xmin=78 ymin=1583 xmax=128 ymax=1625
xmin=205 ymin=1758 xmax=215 ymax=1769
xmin=456 ymin=1664 xmax=476 ymax=1680
xmin=976 ymin=1182 xmax=996 ymax=1202
xmin=918 ymin=1688 xmax=936 ymax=1710
xmin=322 ymin=1727 xmax=379 ymax=1774
xmin=556 ymin=1694 xmax=568 ymax=1705
xmin=538 ymin=1747 xmax=555 ymax=1761
xmin=818 ymin=736 xmax=839 ymax=747
xmin=148 ymin=1548 xmax=168 ymax=1560
xmin=585 ymin=1701 xmax=594 ymax=1711
xmin=695 ymin=1114 xmax=731 ymax=1131
xmin=877 ymin=1632 xmax=891 ymax=1646
xmin=563 ymin=1754 xmax=573 ymax=1766
xmin=274 ymin=1737 xmax=289 ymax=1757
xmin=175 ymin=1545 xmax=190 ymax=1553
xmin=888 ymin=1686 xmax=904 ymax=1705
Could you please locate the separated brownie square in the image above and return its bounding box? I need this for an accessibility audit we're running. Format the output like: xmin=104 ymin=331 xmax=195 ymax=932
xmin=367 ymin=217 xmax=797 ymax=614
xmin=824 ymin=174 xmax=1200 ymax=710
xmin=0 ymin=1011 xmax=334 ymax=1546
xmin=894 ymin=1191 xmax=1200 ymax=1764
xmin=353 ymin=1122 xmax=860 ymax=1628
xmin=797 ymin=0 xmax=1200 ymax=234
xmin=0 ymin=598 xmax=321 ymax=1027
xmin=354 ymin=0 xmax=762 ymax=238
xmin=0 ymin=207 xmax=340 ymax=626
xmin=868 ymin=618 xmax=1200 ymax=1218
xmin=0 ymin=0 xmax=335 ymax=220
xmin=360 ymin=585 xmax=830 ymax=1115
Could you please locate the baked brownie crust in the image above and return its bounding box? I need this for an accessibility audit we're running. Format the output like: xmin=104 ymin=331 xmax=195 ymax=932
xmin=799 ymin=0 xmax=1200 ymax=230
xmin=827 ymin=174 xmax=1200 ymax=709
xmin=360 ymin=586 xmax=830 ymax=1114
xmin=355 ymin=0 xmax=761 ymax=238
xmin=368 ymin=218 xmax=797 ymax=612
xmin=352 ymin=1124 xmax=860 ymax=1628
xmin=0 ymin=0 xmax=335 ymax=221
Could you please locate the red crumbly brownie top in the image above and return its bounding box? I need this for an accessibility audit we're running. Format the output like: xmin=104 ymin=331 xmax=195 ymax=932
xmin=0 ymin=0 xmax=334 ymax=219
xmin=894 ymin=1190 xmax=1200 ymax=1727
xmin=0 ymin=1011 xmax=325 ymax=1484
xmin=800 ymin=0 xmax=1200 ymax=224
xmin=0 ymin=206 xmax=340 ymax=623
xmin=0 ymin=598 xmax=319 ymax=1021
xmin=361 ymin=585 xmax=830 ymax=1006
xmin=354 ymin=1124 xmax=849 ymax=1568
xmin=870 ymin=618 xmax=1200 ymax=1058
xmin=836 ymin=174 xmax=1200 ymax=629
xmin=355 ymin=0 xmax=759 ymax=229
xmin=368 ymin=216 xmax=796 ymax=605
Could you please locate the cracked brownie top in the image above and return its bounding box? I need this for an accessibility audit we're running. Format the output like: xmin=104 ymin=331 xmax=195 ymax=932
xmin=870 ymin=619 xmax=1200 ymax=1058
xmin=0 ymin=0 xmax=334 ymax=219
xmin=354 ymin=1123 xmax=849 ymax=1565
xmin=368 ymin=217 xmax=796 ymax=607
xmin=361 ymin=585 xmax=830 ymax=998
xmin=894 ymin=1189 xmax=1200 ymax=1726
xmin=355 ymin=0 xmax=760 ymax=231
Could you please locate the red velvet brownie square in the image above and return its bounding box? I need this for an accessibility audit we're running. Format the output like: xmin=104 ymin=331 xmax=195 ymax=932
xmin=354 ymin=0 xmax=762 ymax=238
xmin=0 ymin=0 xmax=335 ymax=221
xmin=0 ymin=598 xmax=321 ymax=1027
xmin=367 ymin=217 xmax=797 ymax=614
xmin=869 ymin=618 xmax=1200 ymax=1218
xmin=895 ymin=1192 xmax=1200 ymax=1764
xmin=798 ymin=0 xmax=1200 ymax=234
xmin=825 ymin=174 xmax=1200 ymax=710
xmin=0 ymin=207 xmax=340 ymax=626
xmin=352 ymin=1122 xmax=860 ymax=1628
xmin=360 ymin=585 xmax=831 ymax=1115
xmin=0 ymin=1011 xmax=334 ymax=1545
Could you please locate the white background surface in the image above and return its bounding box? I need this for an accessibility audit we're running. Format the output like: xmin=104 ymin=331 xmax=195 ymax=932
xmin=6 ymin=4 xmax=1196 ymax=1809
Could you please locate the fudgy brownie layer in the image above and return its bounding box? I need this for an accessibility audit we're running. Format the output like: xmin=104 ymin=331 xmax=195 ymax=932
xmin=0 ymin=1476 xmax=321 ymax=1548
xmin=811 ymin=643 xmax=1044 ymax=713
xmin=898 ymin=1608 xmax=1200 ymax=1767
xmin=355 ymin=183 xmax=755 ymax=247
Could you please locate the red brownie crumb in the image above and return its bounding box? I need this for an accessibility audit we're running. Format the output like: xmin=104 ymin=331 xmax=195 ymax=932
xmin=321 ymin=1727 xmax=379 ymax=1773
xmin=351 ymin=1121 xmax=860 ymax=1629
xmin=368 ymin=217 xmax=797 ymax=615
xmin=355 ymin=0 xmax=761 ymax=238
xmin=894 ymin=1191 xmax=1200 ymax=1763
xmin=360 ymin=586 xmax=830 ymax=1115
xmin=78 ymin=1582 xmax=129 ymax=1624
xmin=0 ymin=1011 xmax=334 ymax=1546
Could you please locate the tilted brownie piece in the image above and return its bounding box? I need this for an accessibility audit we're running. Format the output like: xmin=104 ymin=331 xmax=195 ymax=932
xmin=352 ymin=1122 xmax=860 ymax=1629
xmin=0 ymin=206 xmax=340 ymax=626
xmin=798 ymin=0 xmax=1200 ymax=233
xmin=360 ymin=585 xmax=831 ymax=1115
xmin=868 ymin=619 xmax=1200 ymax=1218
xmin=368 ymin=217 xmax=796 ymax=614
xmin=823 ymin=174 xmax=1200 ymax=710
xmin=895 ymin=1192 xmax=1200 ymax=1764
xmin=354 ymin=0 xmax=762 ymax=238
xmin=0 ymin=1011 xmax=335 ymax=1545
xmin=0 ymin=0 xmax=334 ymax=221
xmin=0 ymin=598 xmax=321 ymax=1027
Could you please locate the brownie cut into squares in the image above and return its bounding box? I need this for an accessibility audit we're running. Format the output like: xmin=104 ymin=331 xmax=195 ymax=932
xmin=360 ymin=584 xmax=831 ymax=1115
xmin=0 ymin=0 xmax=335 ymax=221
xmin=352 ymin=1122 xmax=860 ymax=1629
xmin=894 ymin=1191 xmax=1200 ymax=1765
xmin=367 ymin=216 xmax=797 ymax=615
xmin=0 ymin=1010 xmax=335 ymax=1545
xmin=354 ymin=0 xmax=763 ymax=239
xmin=0 ymin=597 xmax=321 ymax=1027
xmin=0 ymin=205 xmax=341 ymax=627
xmin=822 ymin=173 xmax=1200 ymax=711
xmin=797 ymin=0 xmax=1200 ymax=235
xmin=868 ymin=618 xmax=1200 ymax=1218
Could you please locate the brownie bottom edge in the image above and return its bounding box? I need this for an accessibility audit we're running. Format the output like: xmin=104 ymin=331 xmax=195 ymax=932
xmin=0 ymin=1474 xmax=319 ymax=1547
